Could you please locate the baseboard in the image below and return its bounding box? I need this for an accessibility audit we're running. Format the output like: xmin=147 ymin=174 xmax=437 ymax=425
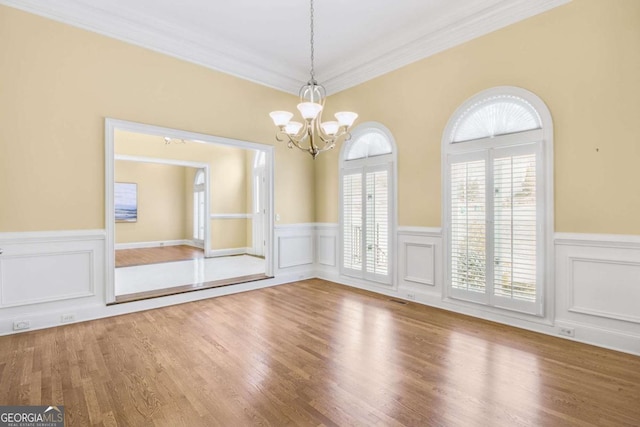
xmin=115 ymin=239 xmax=192 ymax=250
xmin=208 ymin=247 xmax=251 ymax=257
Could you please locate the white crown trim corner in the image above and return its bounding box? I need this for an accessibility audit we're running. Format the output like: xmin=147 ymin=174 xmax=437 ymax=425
xmin=0 ymin=0 xmax=303 ymax=94
xmin=0 ymin=0 xmax=570 ymax=95
xmin=322 ymin=0 xmax=572 ymax=94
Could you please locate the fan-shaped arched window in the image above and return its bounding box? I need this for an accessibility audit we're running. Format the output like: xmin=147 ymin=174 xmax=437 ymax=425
xmin=345 ymin=129 xmax=393 ymax=160
xmin=443 ymin=86 xmax=553 ymax=316
xmin=340 ymin=122 xmax=397 ymax=285
xmin=451 ymin=95 xmax=542 ymax=142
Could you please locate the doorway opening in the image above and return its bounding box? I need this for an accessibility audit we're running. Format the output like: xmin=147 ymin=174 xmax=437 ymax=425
xmin=105 ymin=119 xmax=274 ymax=304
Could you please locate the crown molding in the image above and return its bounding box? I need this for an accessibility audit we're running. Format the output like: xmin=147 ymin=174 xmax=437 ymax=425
xmin=322 ymin=0 xmax=571 ymax=94
xmin=0 ymin=0 xmax=304 ymax=94
xmin=0 ymin=0 xmax=570 ymax=96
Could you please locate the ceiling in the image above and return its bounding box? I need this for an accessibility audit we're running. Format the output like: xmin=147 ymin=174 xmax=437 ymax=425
xmin=1 ymin=0 xmax=569 ymax=94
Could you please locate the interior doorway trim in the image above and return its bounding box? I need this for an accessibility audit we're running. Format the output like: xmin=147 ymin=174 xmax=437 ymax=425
xmin=105 ymin=118 xmax=275 ymax=304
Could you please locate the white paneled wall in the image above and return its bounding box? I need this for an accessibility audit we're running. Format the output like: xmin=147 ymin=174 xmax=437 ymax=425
xmin=0 ymin=230 xmax=106 ymax=333
xmin=1 ymin=226 xmax=639 ymax=354
xmin=274 ymin=224 xmax=314 ymax=273
xmin=314 ymin=225 xmax=640 ymax=355
xmin=555 ymin=234 xmax=640 ymax=354
xmin=396 ymin=227 xmax=442 ymax=293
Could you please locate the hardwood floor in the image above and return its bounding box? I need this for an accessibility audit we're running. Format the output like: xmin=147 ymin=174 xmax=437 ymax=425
xmin=1 ymin=279 xmax=638 ymax=426
xmin=115 ymin=245 xmax=204 ymax=268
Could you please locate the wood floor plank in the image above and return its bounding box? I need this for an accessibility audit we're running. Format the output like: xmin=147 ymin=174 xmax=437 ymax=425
xmin=115 ymin=245 xmax=204 ymax=268
xmin=0 ymin=279 xmax=639 ymax=426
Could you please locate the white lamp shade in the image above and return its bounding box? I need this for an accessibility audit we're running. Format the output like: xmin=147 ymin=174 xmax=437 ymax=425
xmin=269 ymin=111 xmax=293 ymax=126
xmin=297 ymin=102 xmax=323 ymax=120
xmin=335 ymin=111 xmax=358 ymax=128
xmin=321 ymin=121 xmax=340 ymax=136
xmin=285 ymin=121 xmax=303 ymax=135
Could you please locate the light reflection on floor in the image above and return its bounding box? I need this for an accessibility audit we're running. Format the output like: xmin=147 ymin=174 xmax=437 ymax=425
xmin=445 ymin=331 xmax=541 ymax=424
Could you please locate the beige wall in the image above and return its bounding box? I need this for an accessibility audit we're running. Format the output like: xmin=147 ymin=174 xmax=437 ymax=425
xmin=116 ymin=131 xmax=251 ymax=249
xmin=0 ymin=5 xmax=314 ymax=232
xmin=115 ymin=161 xmax=187 ymax=243
xmin=317 ymin=0 xmax=640 ymax=235
xmin=3 ymin=1 xmax=638 ymax=236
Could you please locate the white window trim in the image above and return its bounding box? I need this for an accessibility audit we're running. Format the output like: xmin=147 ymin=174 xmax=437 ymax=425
xmin=339 ymin=122 xmax=398 ymax=288
xmin=442 ymin=86 xmax=554 ymax=319
xmin=193 ymin=169 xmax=206 ymax=242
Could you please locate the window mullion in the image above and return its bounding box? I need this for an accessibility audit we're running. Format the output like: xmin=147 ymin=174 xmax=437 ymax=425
xmin=486 ymin=151 xmax=495 ymax=304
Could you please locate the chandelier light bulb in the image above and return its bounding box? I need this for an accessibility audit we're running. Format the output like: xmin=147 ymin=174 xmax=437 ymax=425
xmin=269 ymin=111 xmax=293 ymax=127
xmin=297 ymin=102 xmax=323 ymax=120
xmin=285 ymin=121 xmax=304 ymax=135
xmin=321 ymin=121 xmax=340 ymax=136
xmin=335 ymin=111 xmax=358 ymax=128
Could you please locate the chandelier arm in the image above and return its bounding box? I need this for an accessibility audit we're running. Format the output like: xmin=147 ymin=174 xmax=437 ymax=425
xmin=308 ymin=122 xmax=320 ymax=156
xmin=276 ymin=131 xmax=311 ymax=153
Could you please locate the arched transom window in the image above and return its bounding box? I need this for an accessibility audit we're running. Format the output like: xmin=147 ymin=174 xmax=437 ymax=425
xmin=443 ymin=86 xmax=553 ymax=316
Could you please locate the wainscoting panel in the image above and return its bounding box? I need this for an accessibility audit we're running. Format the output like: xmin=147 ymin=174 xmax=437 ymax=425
xmin=555 ymin=233 xmax=640 ymax=353
xmin=278 ymin=236 xmax=313 ymax=269
xmin=403 ymin=243 xmax=434 ymax=285
xmin=275 ymin=224 xmax=315 ymax=272
xmin=317 ymin=236 xmax=336 ymax=267
xmin=396 ymin=227 xmax=442 ymax=294
xmin=569 ymin=257 xmax=640 ymax=324
xmin=0 ymin=231 xmax=103 ymax=308
xmin=1 ymin=251 xmax=94 ymax=307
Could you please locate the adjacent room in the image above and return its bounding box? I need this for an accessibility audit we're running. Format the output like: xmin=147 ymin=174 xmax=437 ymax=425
xmin=1 ymin=0 xmax=639 ymax=425
xmin=112 ymin=129 xmax=270 ymax=302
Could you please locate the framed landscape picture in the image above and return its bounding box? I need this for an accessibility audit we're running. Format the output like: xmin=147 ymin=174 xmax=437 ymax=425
xmin=115 ymin=182 xmax=138 ymax=222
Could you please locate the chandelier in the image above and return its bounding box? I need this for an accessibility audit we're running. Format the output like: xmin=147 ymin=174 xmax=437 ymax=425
xmin=269 ymin=0 xmax=358 ymax=159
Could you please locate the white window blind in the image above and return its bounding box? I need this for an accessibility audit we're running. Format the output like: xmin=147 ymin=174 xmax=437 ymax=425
xmin=342 ymin=164 xmax=391 ymax=284
xmin=343 ymin=172 xmax=363 ymax=271
xmin=450 ymin=159 xmax=487 ymax=295
xmin=447 ymin=145 xmax=540 ymax=313
xmin=493 ymin=153 xmax=537 ymax=303
xmin=365 ymin=169 xmax=389 ymax=277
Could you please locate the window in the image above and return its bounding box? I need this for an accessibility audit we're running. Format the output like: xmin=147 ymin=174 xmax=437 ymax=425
xmin=443 ymin=87 xmax=553 ymax=316
xmin=340 ymin=123 xmax=396 ymax=285
xmin=193 ymin=169 xmax=205 ymax=241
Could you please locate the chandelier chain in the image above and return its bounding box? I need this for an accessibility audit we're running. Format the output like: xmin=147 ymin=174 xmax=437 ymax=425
xmin=309 ymin=0 xmax=315 ymax=82
xmin=268 ymin=0 xmax=357 ymax=159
